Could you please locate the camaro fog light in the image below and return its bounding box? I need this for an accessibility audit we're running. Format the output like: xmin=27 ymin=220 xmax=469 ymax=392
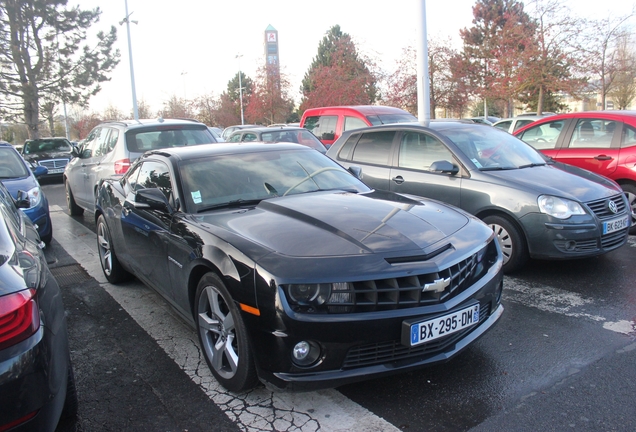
xmin=292 ymin=340 xmax=321 ymax=367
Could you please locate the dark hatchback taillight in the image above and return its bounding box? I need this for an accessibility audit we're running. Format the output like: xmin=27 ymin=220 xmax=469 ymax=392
xmin=0 ymin=289 xmax=40 ymax=351
xmin=114 ymin=158 xmax=131 ymax=174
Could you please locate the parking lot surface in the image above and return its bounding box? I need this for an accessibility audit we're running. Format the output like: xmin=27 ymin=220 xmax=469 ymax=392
xmin=41 ymin=181 xmax=636 ymax=431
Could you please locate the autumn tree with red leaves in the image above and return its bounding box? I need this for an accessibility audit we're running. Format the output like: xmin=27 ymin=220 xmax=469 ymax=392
xmin=300 ymin=25 xmax=378 ymax=111
xmin=460 ymin=0 xmax=537 ymax=117
xmin=244 ymin=64 xmax=294 ymax=125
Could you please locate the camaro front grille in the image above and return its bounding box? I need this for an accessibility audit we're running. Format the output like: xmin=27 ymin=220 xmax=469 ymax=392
xmin=39 ymin=159 xmax=69 ymax=170
xmin=342 ymin=303 xmax=491 ymax=368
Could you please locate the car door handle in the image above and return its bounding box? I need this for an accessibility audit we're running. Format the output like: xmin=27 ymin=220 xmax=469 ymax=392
xmin=392 ymin=176 xmax=405 ymax=185
xmin=594 ymin=155 xmax=612 ymax=161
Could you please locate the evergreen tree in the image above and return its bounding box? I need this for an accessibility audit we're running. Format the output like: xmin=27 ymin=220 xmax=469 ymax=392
xmin=0 ymin=0 xmax=119 ymax=138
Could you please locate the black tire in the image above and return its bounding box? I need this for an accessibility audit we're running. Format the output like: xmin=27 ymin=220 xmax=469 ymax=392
xmin=195 ymin=273 xmax=258 ymax=392
xmin=483 ymin=214 xmax=528 ymax=274
xmin=41 ymin=215 xmax=53 ymax=245
xmin=65 ymin=180 xmax=84 ymax=216
xmin=96 ymin=215 xmax=132 ymax=283
xmin=622 ymin=184 xmax=636 ymax=235
xmin=60 ymin=362 xmax=78 ymax=420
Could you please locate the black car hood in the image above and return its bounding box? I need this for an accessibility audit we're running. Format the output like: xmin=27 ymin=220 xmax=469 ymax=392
xmin=482 ymin=164 xmax=622 ymax=202
xmin=22 ymin=151 xmax=71 ymax=162
xmin=196 ymin=191 xmax=470 ymax=257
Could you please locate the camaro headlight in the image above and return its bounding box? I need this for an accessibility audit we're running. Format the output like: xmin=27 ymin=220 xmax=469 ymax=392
xmin=24 ymin=186 xmax=43 ymax=208
xmin=287 ymin=283 xmax=331 ymax=306
xmin=538 ymin=195 xmax=586 ymax=219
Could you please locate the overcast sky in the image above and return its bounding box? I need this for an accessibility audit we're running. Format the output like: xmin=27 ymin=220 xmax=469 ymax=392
xmin=75 ymin=0 xmax=634 ymax=117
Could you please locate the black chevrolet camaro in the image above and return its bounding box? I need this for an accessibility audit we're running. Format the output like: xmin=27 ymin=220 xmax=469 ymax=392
xmin=95 ymin=143 xmax=504 ymax=392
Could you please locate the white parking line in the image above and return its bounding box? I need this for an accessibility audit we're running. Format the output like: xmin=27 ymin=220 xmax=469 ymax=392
xmin=50 ymin=208 xmax=399 ymax=432
xmin=504 ymin=277 xmax=635 ymax=336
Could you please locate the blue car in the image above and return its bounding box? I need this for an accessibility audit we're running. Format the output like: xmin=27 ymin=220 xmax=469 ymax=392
xmin=0 ymin=142 xmax=52 ymax=244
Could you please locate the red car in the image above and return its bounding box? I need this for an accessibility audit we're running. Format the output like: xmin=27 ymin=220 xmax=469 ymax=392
xmin=514 ymin=111 xmax=636 ymax=233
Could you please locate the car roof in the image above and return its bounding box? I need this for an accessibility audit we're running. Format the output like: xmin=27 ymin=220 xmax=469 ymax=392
xmin=302 ymin=105 xmax=411 ymax=115
xmin=231 ymin=127 xmax=307 ymax=134
xmin=98 ymin=118 xmax=207 ymax=129
xmin=145 ymin=142 xmax=311 ymax=161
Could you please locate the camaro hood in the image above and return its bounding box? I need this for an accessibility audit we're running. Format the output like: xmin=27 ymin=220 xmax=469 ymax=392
xmin=196 ymin=191 xmax=471 ymax=258
xmin=482 ymin=164 xmax=621 ymax=202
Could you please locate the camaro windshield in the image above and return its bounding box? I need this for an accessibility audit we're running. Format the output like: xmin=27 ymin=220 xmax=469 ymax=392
xmin=179 ymin=148 xmax=370 ymax=212
xmin=438 ymin=125 xmax=547 ymax=170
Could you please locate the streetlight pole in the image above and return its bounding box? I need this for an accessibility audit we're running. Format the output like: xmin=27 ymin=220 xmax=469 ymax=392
xmin=236 ymin=54 xmax=244 ymax=125
xmin=121 ymin=0 xmax=139 ymax=120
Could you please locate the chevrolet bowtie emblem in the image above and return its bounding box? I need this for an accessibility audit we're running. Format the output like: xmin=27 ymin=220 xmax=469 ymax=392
xmin=422 ymin=277 xmax=450 ymax=293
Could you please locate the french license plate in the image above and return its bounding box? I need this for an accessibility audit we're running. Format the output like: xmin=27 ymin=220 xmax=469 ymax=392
xmin=603 ymin=215 xmax=629 ymax=234
xmin=46 ymin=168 xmax=64 ymax=174
xmin=407 ymin=304 xmax=480 ymax=347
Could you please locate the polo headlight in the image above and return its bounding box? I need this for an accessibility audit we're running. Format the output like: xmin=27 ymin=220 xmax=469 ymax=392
xmin=538 ymin=195 xmax=585 ymax=219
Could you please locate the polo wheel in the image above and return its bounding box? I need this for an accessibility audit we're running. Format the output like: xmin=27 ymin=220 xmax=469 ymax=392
xmin=195 ymin=273 xmax=258 ymax=392
xmin=483 ymin=214 xmax=528 ymax=274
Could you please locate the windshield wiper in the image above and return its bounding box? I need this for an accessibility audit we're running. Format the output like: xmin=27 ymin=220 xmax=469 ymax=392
xmin=197 ymin=199 xmax=262 ymax=213
xmin=518 ymin=162 xmax=546 ymax=169
xmin=479 ymin=166 xmax=517 ymax=171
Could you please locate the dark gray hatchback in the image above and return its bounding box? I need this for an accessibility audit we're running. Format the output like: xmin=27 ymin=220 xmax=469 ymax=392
xmin=326 ymin=122 xmax=631 ymax=273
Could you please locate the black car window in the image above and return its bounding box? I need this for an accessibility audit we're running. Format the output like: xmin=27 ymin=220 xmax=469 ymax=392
xmin=127 ymin=127 xmax=213 ymax=151
xmin=0 ymin=147 xmax=30 ymax=178
xmin=228 ymin=134 xmax=241 ymax=142
xmin=622 ymin=124 xmax=636 ymax=148
xmin=84 ymin=128 xmax=104 ymax=157
xmin=304 ymin=115 xmax=337 ymax=141
xmin=568 ymin=119 xmax=616 ymax=149
xmin=518 ymin=120 xmax=565 ymax=150
xmin=124 ymin=162 xmax=143 ymax=195
xmin=494 ymin=121 xmax=511 ymax=131
xmin=398 ymin=132 xmax=453 ymax=171
xmin=350 ymin=131 xmax=396 ymax=166
xmin=136 ymin=161 xmax=173 ymax=202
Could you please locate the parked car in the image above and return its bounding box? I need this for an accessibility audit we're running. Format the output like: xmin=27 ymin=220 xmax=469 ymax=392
xmin=300 ymin=105 xmax=417 ymax=147
xmin=514 ymin=111 xmax=636 ymax=234
xmin=0 ymin=141 xmax=52 ymax=244
xmin=326 ymin=121 xmax=631 ymax=273
xmin=207 ymin=126 xmax=225 ymax=142
xmin=21 ymin=137 xmax=74 ymax=180
xmin=493 ymin=115 xmax=550 ymax=134
xmin=94 ymin=142 xmax=504 ymax=391
xmin=221 ymin=124 xmax=258 ymax=140
xmin=466 ymin=116 xmax=500 ymax=125
xmin=0 ymin=181 xmax=77 ymax=431
xmin=227 ymin=126 xmax=327 ymax=153
xmin=64 ymin=118 xmax=217 ymax=216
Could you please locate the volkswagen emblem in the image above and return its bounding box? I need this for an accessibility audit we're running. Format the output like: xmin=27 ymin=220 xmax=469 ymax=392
xmin=607 ymin=200 xmax=618 ymax=214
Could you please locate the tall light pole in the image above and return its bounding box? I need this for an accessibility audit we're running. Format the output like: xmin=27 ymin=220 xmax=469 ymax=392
xmin=236 ymin=54 xmax=244 ymax=125
xmin=120 ymin=0 xmax=139 ymax=120
xmin=416 ymin=0 xmax=430 ymax=123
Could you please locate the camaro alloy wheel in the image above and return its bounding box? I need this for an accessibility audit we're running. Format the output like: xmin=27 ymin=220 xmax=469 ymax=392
xmin=96 ymin=215 xmax=130 ymax=283
xmin=195 ymin=273 xmax=257 ymax=392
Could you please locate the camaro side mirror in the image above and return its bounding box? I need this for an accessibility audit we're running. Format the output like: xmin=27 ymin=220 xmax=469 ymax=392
xmin=429 ymin=160 xmax=459 ymax=175
xmin=135 ymin=188 xmax=172 ymax=213
xmin=348 ymin=165 xmax=363 ymax=179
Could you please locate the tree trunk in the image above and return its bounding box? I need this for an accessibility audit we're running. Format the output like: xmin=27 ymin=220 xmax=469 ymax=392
xmin=536 ymin=85 xmax=544 ymax=115
xmin=23 ymin=82 xmax=40 ymax=139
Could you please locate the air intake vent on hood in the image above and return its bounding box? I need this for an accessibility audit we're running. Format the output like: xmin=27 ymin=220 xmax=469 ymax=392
xmin=385 ymin=244 xmax=452 ymax=264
